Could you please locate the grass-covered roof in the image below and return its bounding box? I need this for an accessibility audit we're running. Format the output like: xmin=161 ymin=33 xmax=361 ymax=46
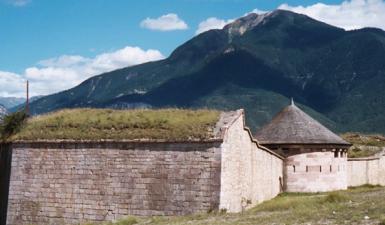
xmin=10 ymin=108 xmax=221 ymax=141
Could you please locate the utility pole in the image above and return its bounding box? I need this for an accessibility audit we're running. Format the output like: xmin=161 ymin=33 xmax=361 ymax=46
xmin=26 ymin=80 xmax=29 ymax=116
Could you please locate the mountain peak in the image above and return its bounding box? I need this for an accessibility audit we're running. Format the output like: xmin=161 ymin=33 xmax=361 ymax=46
xmin=223 ymin=11 xmax=271 ymax=36
xmin=223 ymin=10 xmax=298 ymax=36
xmin=223 ymin=9 xmax=334 ymax=37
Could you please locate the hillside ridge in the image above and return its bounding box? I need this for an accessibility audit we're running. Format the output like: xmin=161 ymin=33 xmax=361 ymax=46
xmin=26 ymin=10 xmax=385 ymax=134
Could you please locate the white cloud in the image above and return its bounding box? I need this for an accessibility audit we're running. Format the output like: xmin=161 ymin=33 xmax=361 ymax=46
xmin=249 ymin=8 xmax=268 ymax=15
xmin=196 ymin=17 xmax=234 ymax=34
xmin=195 ymin=8 xmax=269 ymax=35
xmin=140 ymin=13 xmax=188 ymax=31
xmin=38 ymin=55 xmax=89 ymax=68
xmin=279 ymin=0 xmax=385 ymax=30
xmin=0 ymin=46 xmax=164 ymax=97
xmin=0 ymin=71 xmax=26 ymax=97
xmin=6 ymin=0 xmax=31 ymax=6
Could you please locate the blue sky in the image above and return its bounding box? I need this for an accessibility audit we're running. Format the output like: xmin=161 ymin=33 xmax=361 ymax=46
xmin=0 ymin=0 xmax=343 ymax=73
xmin=1 ymin=0 xmax=385 ymax=97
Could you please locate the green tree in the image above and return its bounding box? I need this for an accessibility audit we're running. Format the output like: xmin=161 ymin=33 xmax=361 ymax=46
xmin=0 ymin=110 xmax=27 ymax=141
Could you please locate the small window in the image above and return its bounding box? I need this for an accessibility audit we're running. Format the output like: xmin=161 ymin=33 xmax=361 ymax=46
xmin=320 ymin=166 xmax=322 ymax=172
xmin=334 ymin=151 xmax=339 ymax=158
xmin=330 ymin=165 xmax=332 ymax=172
xmin=293 ymin=165 xmax=296 ymax=173
xmin=306 ymin=166 xmax=309 ymax=172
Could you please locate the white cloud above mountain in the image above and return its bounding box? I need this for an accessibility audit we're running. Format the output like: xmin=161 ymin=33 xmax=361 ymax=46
xmin=279 ymin=0 xmax=385 ymax=30
xmin=196 ymin=17 xmax=234 ymax=34
xmin=0 ymin=46 xmax=164 ymax=97
xmin=195 ymin=1 xmax=385 ymax=35
xmin=195 ymin=8 xmax=268 ymax=35
xmin=140 ymin=13 xmax=188 ymax=31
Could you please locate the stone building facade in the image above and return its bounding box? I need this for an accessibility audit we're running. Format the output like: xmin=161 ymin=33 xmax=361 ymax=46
xmin=255 ymin=101 xmax=351 ymax=192
xmin=3 ymin=110 xmax=284 ymax=225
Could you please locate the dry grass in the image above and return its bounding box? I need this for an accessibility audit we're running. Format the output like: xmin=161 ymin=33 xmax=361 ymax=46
xmin=348 ymin=146 xmax=383 ymax=158
xmin=11 ymin=108 xmax=220 ymax=141
xmin=85 ymin=185 xmax=385 ymax=225
xmin=342 ymin=133 xmax=385 ymax=158
xmin=342 ymin=133 xmax=385 ymax=147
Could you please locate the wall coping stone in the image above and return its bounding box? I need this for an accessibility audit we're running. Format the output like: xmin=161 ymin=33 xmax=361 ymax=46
xmin=348 ymin=157 xmax=381 ymax=161
xmin=11 ymin=140 xmax=223 ymax=151
xmin=221 ymin=109 xmax=284 ymax=160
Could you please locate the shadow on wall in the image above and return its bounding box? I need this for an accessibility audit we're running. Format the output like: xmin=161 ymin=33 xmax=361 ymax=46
xmin=0 ymin=143 xmax=12 ymax=225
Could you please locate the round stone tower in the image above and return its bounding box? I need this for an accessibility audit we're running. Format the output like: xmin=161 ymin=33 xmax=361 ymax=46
xmin=255 ymin=101 xmax=351 ymax=192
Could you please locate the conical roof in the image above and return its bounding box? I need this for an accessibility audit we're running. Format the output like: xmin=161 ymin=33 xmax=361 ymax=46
xmin=255 ymin=101 xmax=350 ymax=145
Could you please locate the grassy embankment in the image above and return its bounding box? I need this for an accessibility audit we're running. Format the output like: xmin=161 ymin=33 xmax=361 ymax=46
xmin=7 ymin=108 xmax=220 ymax=141
xmin=84 ymin=185 xmax=385 ymax=225
xmin=342 ymin=133 xmax=385 ymax=158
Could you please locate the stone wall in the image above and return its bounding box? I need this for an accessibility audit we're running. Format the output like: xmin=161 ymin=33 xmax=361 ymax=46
xmin=219 ymin=111 xmax=284 ymax=212
xmin=347 ymin=151 xmax=385 ymax=187
xmin=7 ymin=141 xmax=222 ymax=225
xmin=284 ymin=150 xmax=348 ymax=192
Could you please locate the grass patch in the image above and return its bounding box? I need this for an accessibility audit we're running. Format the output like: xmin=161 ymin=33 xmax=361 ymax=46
xmin=10 ymin=108 xmax=221 ymax=141
xmin=379 ymin=217 xmax=385 ymax=225
xmin=348 ymin=146 xmax=382 ymax=158
xmin=342 ymin=133 xmax=385 ymax=147
xmin=348 ymin=184 xmax=383 ymax=192
xmin=109 ymin=217 xmax=138 ymax=225
xmin=342 ymin=133 xmax=385 ymax=158
xmin=323 ymin=192 xmax=350 ymax=203
xmin=82 ymin=186 xmax=385 ymax=225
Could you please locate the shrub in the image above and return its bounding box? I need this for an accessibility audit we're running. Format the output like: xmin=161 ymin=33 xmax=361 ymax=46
xmin=0 ymin=110 xmax=27 ymax=141
xmin=323 ymin=192 xmax=349 ymax=203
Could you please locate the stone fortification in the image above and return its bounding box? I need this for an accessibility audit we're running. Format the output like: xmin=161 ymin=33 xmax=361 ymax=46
xmin=6 ymin=141 xmax=222 ymax=224
xmin=219 ymin=110 xmax=284 ymax=212
xmin=4 ymin=109 xmax=285 ymax=225
xmin=284 ymin=149 xmax=347 ymax=192
xmin=347 ymin=149 xmax=385 ymax=187
xmin=7 ymin=107 xmax=385 ymax=225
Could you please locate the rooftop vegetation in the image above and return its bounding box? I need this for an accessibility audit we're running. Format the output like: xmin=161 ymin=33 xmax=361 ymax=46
xmin=342 ymin=133 xmax=385 ymax=158
xmin=342 ymin=133 xmax=385 ymax=147
xmin=8 ymin=108 xmax=221 ymax=141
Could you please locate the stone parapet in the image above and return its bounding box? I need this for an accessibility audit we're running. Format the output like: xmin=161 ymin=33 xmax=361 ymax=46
xmin=7 ymin=141 xmax=222 ymax=225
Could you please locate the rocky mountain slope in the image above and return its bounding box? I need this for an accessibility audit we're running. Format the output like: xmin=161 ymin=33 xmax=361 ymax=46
xmin=27 ymin=10 xmax=385 ymax=133
xmin=0 ymin=97 xmax=25 ymax=109
xmin=0 ymin=104 xmax=8 ymax=120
